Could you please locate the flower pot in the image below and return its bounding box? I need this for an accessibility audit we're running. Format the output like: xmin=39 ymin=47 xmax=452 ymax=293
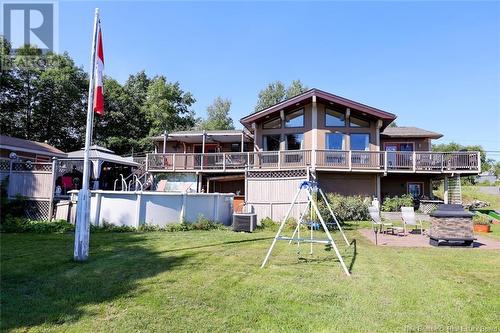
xmin=473 ymin=224 xmax=491 ymax=233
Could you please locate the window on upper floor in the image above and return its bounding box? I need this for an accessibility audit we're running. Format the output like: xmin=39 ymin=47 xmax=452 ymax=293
xmin=286 ymin=133 xmax=304 ymax=150
xmin=350 ymin=116 xmax=370 ymax=128
xmin=285 ymin=108 xmax=304 ymax=128
xmin=231 ymin=143 xmax=241 ymax=152
xmin=325 ymin=108 xmax=346 ymax=127
xmin=326 ymin=133 xmax=344 ymax=150
xmin=263 ymin=134 xmax=281 ymax=151
xmin=351 ymin=133 xmax=370 ymax=151
xmin=263 ymin=117 xmax=281 ymax=129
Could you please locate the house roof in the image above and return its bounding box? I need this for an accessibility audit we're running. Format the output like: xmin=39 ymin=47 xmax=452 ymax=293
xmin=0 ymin=135 xmax=67 ymax=158
xmin=381 ymin=126 xmax=443 ymax=139
xmin=151 ymin=130 xmax=253 ymax=144
xmin=240 ymin=88 xmax=397 ymax=128
xmin=66 ymin=146 xmax=138 ymax=166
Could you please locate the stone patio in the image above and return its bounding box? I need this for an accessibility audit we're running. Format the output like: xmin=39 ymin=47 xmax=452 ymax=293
xmin=359 ymin=228 xmax=500 ymax=249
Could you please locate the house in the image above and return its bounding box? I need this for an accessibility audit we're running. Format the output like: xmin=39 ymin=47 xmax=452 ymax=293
xmin=0 ymin=135 xmax=67 ymax=162
xmin=145 ymin=89 xmax=480 ymax=220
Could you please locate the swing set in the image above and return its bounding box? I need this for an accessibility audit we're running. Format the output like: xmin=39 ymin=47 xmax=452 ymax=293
xmin=260 ymin=181 xmax=352 ymax=276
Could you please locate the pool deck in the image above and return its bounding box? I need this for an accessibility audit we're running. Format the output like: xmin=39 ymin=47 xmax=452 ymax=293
xmin=359 ymin=228 xmax=500 ymax=250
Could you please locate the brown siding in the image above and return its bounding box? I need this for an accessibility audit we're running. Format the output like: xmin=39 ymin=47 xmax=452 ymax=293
xmin=318 ymin=172 xmax=377 ymax=197
xmin=381 ymin=175 xmax=433 ymax=198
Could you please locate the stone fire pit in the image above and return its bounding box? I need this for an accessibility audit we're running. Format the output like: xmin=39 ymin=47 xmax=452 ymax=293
xmin=429 ymin=204 xmax=474 ymax=247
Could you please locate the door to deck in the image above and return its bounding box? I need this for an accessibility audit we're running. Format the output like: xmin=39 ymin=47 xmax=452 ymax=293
xmin=386 ymin=143 xmax=414 ymax=169
xmin=194 ymin=144 xmax=218 ymax=168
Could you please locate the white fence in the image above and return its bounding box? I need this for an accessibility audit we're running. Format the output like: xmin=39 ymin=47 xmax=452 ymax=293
xmin=70 ymin=191 xmax=234 ymax=227
xmin=246 ymin=170 xmax=308 ymax=221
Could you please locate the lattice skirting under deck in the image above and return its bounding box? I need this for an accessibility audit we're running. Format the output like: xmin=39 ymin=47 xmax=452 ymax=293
xmin=247 ymin=169 xmax=307 ymax=179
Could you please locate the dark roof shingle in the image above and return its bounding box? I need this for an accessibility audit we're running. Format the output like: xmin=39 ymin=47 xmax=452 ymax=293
xmin=381 ymin=127 xmax=443 ymax=139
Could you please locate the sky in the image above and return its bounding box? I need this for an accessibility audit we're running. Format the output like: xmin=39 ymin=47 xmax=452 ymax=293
xmin=57 ymin=1 xmax=499 ymax=156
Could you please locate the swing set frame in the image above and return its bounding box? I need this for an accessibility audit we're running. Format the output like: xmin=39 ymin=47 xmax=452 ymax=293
xmin=260 ymin=181 xmax=352 ymax=276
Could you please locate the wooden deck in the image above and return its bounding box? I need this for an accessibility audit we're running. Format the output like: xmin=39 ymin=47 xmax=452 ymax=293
xmin=146 ymin=150 xmax=480 ymax=174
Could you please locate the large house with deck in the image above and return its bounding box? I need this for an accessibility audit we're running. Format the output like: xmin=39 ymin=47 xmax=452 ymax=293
xmin=143 ymin=89 xmax=480 ymax=220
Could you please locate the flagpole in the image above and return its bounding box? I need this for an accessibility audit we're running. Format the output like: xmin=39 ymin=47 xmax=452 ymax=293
xmin=74 ymin=8 xmax=99 ymax=262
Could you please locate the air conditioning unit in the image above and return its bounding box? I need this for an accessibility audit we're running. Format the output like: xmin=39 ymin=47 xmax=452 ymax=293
xmin=232 ymin=213 xmax=257 ymax=232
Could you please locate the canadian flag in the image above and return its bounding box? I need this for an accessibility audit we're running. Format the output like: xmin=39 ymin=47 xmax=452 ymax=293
xmin=93 ymin=22 xmax=104 ymax=115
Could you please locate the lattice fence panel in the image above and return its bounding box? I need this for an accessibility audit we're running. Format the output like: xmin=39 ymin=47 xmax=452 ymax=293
xmin=24 ymin=200 xmax=51 ymax=221
xmin=12 ymin=162 xmax=52 ymax=172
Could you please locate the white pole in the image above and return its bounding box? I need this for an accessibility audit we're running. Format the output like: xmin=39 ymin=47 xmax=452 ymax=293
xmin=74 ymin=8 xmax=99 ymax=262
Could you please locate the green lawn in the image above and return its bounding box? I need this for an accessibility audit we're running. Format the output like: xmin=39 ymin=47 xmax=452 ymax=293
xmin=435 ymin=185 xmax=500 ymax=210
xmin=1 ymin=228 xmax=499 ymax=332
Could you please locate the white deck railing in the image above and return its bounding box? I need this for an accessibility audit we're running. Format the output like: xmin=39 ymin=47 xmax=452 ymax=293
xmin=146 ymin=150 xmax=480 ymax=173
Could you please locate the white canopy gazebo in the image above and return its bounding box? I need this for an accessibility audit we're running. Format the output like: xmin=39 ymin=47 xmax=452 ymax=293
xmin=61 ymin=145 xmax=139 ymax=190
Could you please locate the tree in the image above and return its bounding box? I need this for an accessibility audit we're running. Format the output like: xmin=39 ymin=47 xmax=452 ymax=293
xmin=286 ymin=79 xmax=309 ymax=99
xmin=389 ymin=121 xmax=398 ymax=127
xmin=31 ymin=52 xmax=88 ymax=151
xmin=0 ymin=37 xmax=24 ymax=137
xmin=199 ymin=97 xmax=234 ymax=130
xmin=254 ymin=81 xmax=285 ymax=112
xmin=432 ymin=142 xmax=490 ymax=171
xmin=254 ymin=80 xmax=308 ymax=112
xmin=143 ymin=76 xmax=196 ymax=136
xmin=493 ymin=161 xmax=500 ymax=177
xmin=1 ymin=42 xmax=88 ymax=151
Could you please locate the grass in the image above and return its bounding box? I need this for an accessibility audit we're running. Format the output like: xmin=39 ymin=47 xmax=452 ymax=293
xmin=1 ymin=227 xmax=500 ymax=332
xmin=434 ymin=185 xmax=500 ymax=210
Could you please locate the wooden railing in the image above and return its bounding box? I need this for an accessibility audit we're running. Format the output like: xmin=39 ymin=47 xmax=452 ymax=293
xmin=146 ymin=150 xmax=480 ymax=173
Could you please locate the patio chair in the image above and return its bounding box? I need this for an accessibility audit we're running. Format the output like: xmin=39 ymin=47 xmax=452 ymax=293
xmin=401 ymin=207 xmax=424 ymax=235
xmin=368 ymin=206 xmax=394 ymax=234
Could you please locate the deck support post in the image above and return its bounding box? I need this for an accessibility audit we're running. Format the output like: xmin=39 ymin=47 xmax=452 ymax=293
xmin=412 ymin=151 xmax=417 ymax=172
xmin=163 ymin=130 xmax=167 ymax=154
xmin=241 ymin=131 xmax=244 ymax=152
xmin=376 ymin=174 xmax=381 ymax=202
xmin=311 ymin=95 xmax=318 ymax=168
xmin=384 ymin=151 xmax=388 ymax=173
xmin=48 ymin=157 xmax=57 ymax=221
xmin=443 ymin=176 xmax=449 ymax=204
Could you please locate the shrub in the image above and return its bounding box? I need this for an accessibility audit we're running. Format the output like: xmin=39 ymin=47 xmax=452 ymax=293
xmin=473 ymin=214 xmax=491 ymax=225
xmin=318 ymin=194 xmax=370 ymax=222
xmin=1 ymin=217 xmax=74 ymax=233
xmin=138 ymin=216 xmax=225 ymax=232
xmin=381 ymin=194 xmax=414 ymax=212
xmin=91 ymin=222 xmax=137 ymax=233
xmin=257 ymin=217 xmax=297 ymax=231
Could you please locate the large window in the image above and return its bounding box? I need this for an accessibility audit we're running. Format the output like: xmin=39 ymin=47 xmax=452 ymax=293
xmin=286 ymin=133 xmax=304 ymax=150
xmin=263 ymin=117 xmax=281 ymax=129
xmin=325 ymin=108 xmax=346 ymax=127
xmin=285 ymin=109 xmax=304 ymax=128
xmin=350 ymin=116 xmax=370 ymax=128
xmin=263 ymin=134 xmax=281 ymax=151
xmin=350 ymin=133 xmax=370 ymax=151
xmin=326 ymin=133 xmax=344 ymax=150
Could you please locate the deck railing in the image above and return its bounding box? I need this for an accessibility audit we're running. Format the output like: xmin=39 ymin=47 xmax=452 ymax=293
xmin=146 ymin=150 xmax=480 ymax=173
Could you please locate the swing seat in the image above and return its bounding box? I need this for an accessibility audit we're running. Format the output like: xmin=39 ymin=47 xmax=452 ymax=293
xmin=306 ymin=221 xmax=321 ymax=230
